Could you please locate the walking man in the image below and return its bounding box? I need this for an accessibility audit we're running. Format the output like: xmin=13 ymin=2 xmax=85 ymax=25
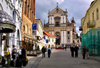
xmin=47 ymin=45 xmax=51 ymax=58
xmin=82 ymin=46 xmax=86 ymax=59
xmin=70 ymin=45 xmax=74 ymax=57
xmin=42 ymin=46 xmax=46 ymax=58
xmin=75 ymin=45 xmax=79 ymax=57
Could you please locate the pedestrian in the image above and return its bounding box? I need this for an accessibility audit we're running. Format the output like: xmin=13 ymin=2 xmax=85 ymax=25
xmin=47 ymin=45 xmax=51 ymax=58
xmin=18 ymin=46 xmax=22 ymax=59
xmin=64 ymin=45 xmax=67 ymax=51
xmin=6 ymin=45 xmax=11 ymax=67
xmin=70 ymin=45 xmax=74 ymax=57
xmin=75 ymin=45 xmax=79 ymax=57
xmin=12 ymin=45 xmax=17 ymax=67
xmin=21 ymin=45 xmax=27 ymax=67
xmin=86 ymin=47 xmax=89 ymax=59
xmin=82 ymin=46 xmax=86 ymax=59
xmin=41 ymin=46 xmax=46 ymax=58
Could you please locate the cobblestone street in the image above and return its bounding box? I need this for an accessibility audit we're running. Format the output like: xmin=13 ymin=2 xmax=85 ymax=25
xmin=35 ymin=49 xmax=100 ymax=68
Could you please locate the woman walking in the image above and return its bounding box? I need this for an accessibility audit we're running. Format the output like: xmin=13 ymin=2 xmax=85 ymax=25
xmin=86 ymin=47 xmax=89 ymax=59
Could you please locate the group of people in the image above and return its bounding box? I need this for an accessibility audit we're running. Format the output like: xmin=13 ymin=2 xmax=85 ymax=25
xmin=70 ymin=45 xmax=90 ymax=59
xmin=70 ymin=45 xmax=79 ymax=57
xmin=3 ymin=44 xmax=27 ymax=67
xmin=41 ymin=45 xmax=51 ymax=58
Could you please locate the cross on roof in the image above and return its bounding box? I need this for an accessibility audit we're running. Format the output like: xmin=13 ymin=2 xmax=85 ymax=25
xmin=57 ymin=2 xmax=58 ymax=7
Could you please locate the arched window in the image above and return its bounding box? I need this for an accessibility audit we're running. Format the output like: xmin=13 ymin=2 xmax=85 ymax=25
xmin=23 ymin=25 xmax=25 ymax=31
xmin=26 ymin=24 xmax=28 ymax=33
xmin=55 ymin=17 xmax=60 ymax=27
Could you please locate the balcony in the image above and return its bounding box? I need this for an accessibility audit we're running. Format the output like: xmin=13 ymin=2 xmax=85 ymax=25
xmin=79 ymin=26 xmax=83 ymax=31
xmin=87 ymin=20 xmax=96 ymax=28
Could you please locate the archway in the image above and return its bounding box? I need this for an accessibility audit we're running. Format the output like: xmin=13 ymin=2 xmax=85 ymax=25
xmin=55 ymin=32 xmax=60 ymax=45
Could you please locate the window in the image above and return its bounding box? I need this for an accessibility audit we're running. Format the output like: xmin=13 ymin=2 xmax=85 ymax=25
xmin=73 ymin=29 xmax=74 ymax=32
xmin=77 ymin=40 xmax=79 ymax=42
xmin=24 ymin=1 xmax=27 ymax=14
xmin=13 ymin=10 xmax=16 ymax=22
xmin=55 ymin=17 xmax=60 ymax=27
xmin=92 ymin=12 xmax=94 ymax=20
xmin=27 ymin=6 xmax=29 ymax=17
xmin=23 ymin=25 xmax=25 ymax=31
xmin=97 ymin=9 xmax=99 ymax=20
xmin=67 ymin=31 xmax=70 ymax=34
xmin=32 ymin=30 xmax=36 ymax=35
xmin=26 ymin=24 xmax=28 ymax=33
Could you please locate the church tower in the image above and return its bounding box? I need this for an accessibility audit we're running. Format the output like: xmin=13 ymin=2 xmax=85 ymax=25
xmin=44 ymin=4 xmax=77 ymax=46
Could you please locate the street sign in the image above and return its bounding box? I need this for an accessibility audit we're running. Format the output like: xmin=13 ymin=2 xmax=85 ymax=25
xmin=32 ymin=23 xmax=37 ymax=30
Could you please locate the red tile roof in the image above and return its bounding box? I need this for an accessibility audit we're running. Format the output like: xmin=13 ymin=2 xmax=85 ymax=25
xmin=43 ymin=31 xmax=56 ymax=37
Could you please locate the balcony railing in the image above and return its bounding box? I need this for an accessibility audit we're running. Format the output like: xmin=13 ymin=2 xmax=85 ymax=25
xmin=87 ymin=20 xmax=96 ymax=28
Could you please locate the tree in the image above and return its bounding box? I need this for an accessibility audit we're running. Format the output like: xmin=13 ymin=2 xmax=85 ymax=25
xmin=76 ymin=33 xmax=79 ymax=38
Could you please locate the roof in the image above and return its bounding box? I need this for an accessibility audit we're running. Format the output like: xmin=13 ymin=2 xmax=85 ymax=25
xmin=43 ymin=31 xmax=56 ymax=37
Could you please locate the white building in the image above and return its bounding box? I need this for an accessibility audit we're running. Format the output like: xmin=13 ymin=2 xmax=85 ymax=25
xmin=0 ymin=0 xmax=23 ymax=56
xmin=43 ymin=31 xmax=56 ymax=48
xmin=35 ymin=19 xmax=44 ymax=50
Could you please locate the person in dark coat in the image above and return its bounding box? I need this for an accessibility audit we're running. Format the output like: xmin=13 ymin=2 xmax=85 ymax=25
xmin=70 ymin=45 xmax=74 ymax=57
xmin=21 ymin=45 xmax=26 ymax=67
xmin=75 ymin=45 xmax=79 ymax=57
xmin=42 ymin=46 xmax=46 ymax=58
xmin=64 ymin=45 xmax=67 ymax=51
xmin=82 ymin=46 xmax=86 ymax=59
xmin=47 ymin=45 xmax=51 ymax=58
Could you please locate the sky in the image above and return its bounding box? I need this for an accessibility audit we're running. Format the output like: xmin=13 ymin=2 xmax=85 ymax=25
xmin=36 ymin=0 xmax=94 ymax=36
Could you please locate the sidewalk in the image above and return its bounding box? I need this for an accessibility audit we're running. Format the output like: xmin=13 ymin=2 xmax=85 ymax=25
xmin=0 ymin=53 xmax=42 ymax=68
xmin=24 ymin=54 xmax=42 ymax=68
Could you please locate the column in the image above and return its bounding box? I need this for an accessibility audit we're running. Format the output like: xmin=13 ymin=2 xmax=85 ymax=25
xmin=61 ymin=16 xmax=63 ymax=23
xmin=52 ymin=16 xmax=54 ymax=24
xmin=52 ymin=31 xmax=54 ymax=35
xmin=70 ymin=31 xmax=73 ymax=44
xmin=64 ymin=31 xmax=66 ymax=44
xmin=64 ymin=16 xmax=66 ymax=23
xmin=49 ymin=16 xmax=51 ymax=24
xmin=61 ymin=31 xmax=63 ymax=44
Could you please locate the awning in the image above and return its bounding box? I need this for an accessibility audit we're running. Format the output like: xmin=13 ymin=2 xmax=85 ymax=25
xmin=43 ymin=31 xmax=56 ymax=37
xmin=0 ymin=10 xmax=16 ymax=33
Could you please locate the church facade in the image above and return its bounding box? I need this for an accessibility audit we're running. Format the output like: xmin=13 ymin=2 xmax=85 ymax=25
xmin=44 ymin=5 xmax=77 ymax=46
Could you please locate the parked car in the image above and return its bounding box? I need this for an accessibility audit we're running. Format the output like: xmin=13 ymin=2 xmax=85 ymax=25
xmin=55 ymin=46 xmax=64 ymax=49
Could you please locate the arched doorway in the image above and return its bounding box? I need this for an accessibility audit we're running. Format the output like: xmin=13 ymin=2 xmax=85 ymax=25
xmin=55 ymin=32 xmax=60 ymax=45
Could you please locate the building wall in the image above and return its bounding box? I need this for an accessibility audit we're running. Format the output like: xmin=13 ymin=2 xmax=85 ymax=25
xmin=82 ymin=0 xmax=100 ymax=34
xmin=22 ymin=0 xmax=35 ymax=50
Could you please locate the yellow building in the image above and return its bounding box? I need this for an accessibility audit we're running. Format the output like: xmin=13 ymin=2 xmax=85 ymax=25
xmin=80 ymin=0 xmax=100 ymax=56
xmin=81 ymin=0 xmax=100 ymax=33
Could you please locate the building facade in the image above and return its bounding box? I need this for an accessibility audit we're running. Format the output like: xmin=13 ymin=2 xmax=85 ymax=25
xmin=44 ymin=5 xmax=77 ymax=46
xmin=35 ymin=19 xmax=44 ymax=50
xmin=80 ymin=0 xmax=100 ymax=56
xmin=22 ymin=0 xmax=35 ymax=50
xmin=43 ymin=31 xmax=56 ymax=48
xmin=0 ymin=0 xmax=23 ymax=56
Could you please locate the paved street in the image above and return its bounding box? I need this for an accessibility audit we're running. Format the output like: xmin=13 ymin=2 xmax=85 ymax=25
xmin=35 ymin=49 xmax=100 ymax=68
